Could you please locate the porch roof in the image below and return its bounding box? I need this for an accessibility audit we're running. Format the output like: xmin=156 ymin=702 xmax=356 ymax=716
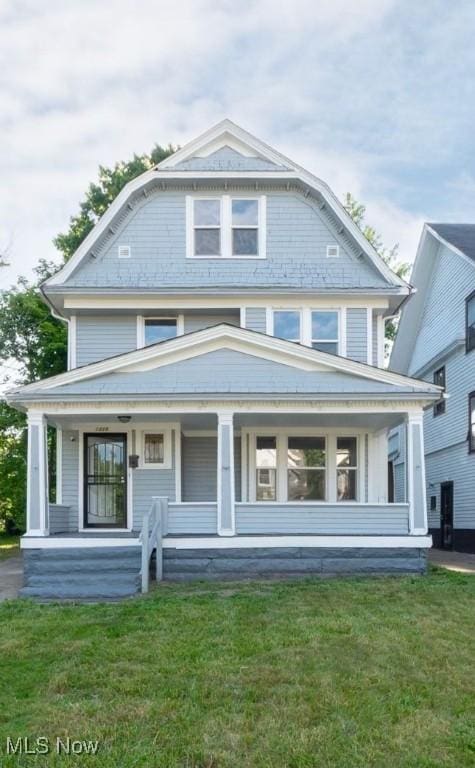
xmin=7 ymin=324 xmax=442 ymax=407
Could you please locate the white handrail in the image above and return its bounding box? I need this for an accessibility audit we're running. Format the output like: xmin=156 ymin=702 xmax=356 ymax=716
xmin=140 ymin=496 xmax=168 ymax=593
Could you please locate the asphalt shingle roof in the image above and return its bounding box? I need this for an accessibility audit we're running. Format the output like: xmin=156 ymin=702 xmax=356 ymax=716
xmin=429 ymin=223 xmax=475 ymax=262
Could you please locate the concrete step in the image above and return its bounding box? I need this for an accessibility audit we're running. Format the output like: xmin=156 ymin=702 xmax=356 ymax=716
xmin=24 ymin=572 xmax=140 ymax=587
xmin=20 ymin=581 xmax=140 ymax=600
xmin=25 ymin=557 xmax=141 ymax=575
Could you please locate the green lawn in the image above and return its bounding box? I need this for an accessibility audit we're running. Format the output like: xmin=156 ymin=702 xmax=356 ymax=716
xmin=0 ymin=534 xmax=20 ymax=561
xmin=0 ymin=570 xmax=475 ymax=767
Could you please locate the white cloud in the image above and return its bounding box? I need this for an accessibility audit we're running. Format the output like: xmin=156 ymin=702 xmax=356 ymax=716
xmin=1 ymin=0 xmax=474 ymax=290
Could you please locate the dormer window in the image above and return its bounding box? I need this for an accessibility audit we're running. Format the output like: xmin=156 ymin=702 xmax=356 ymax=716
xmin=187 ymin=195 xmax=266 ymax=259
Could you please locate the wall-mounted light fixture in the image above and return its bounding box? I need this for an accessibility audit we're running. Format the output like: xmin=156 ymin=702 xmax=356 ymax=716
xmin=118 ymin=415 xmax=131 ymax=424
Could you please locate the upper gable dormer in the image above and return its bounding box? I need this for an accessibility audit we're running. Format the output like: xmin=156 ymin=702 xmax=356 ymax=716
xmin=43 ymin=120 xmax=409 ymax=315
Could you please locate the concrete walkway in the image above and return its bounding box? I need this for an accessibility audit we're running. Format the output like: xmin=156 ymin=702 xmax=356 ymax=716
xmin=429 ymin=548 xmax=475 ymax=574
xmin=0 ymin=555 xmax=23 ymax=600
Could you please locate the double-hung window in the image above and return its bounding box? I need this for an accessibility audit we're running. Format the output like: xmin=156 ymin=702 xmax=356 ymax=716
xmin=256 ymin=436 xmax=277 ymax=500
xmin=193 ymin=199 xmax=222 ymax=257
xmin=433 ymin=366 xmax=446 ymax=416
xmin=466 ymin=292 xmax=475 ymax=352
xmin=336 ymin=437 xmax=358 ymax=501
xmin=287 ymin=436 xmax=326 ymax=501
xmin=273 ymin=310 xmax=301 ymax=343
xmin=311 ymin=311 xmax=339 ymax=354
xmin=469 ymin=392 xmax=475 ymax=453
xmin=188 ymin=196 xmax=264 ymax=258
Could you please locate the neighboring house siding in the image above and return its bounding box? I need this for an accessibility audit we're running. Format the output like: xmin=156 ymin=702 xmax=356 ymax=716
xmin=346 ymin=308 xmax=368 ymax=363
xmin=426 ymin=442 xmax=475 ymax=530
xmin=183 ymin=313 xmax=239 ymax=333
xmin=61 ymin=430 xmax=79 ymax=530
xmin=66 ymin=190 xmax=388 ymax=290
xmin=76 ymin=315 xmax=137 ymax=366
xmin=423 ymin=347 xmax=473 ymax=455
xmin=132 ymin=431 xmax=177 ymax=530
xmin=244 ymin=307 xmax=267 ymax=334
xmin=410 ymin=244 xmax=474 ymax=375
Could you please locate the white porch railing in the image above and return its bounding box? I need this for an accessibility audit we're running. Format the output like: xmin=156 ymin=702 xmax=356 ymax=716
xmin=139 ymin=496 xmax=169 ymax=593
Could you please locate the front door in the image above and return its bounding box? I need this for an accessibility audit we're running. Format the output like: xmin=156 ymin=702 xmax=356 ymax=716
xmin=84 ymin=434 xmax=127 ymax=528
xmin=440 ymin=481 xmax=454 ymax=549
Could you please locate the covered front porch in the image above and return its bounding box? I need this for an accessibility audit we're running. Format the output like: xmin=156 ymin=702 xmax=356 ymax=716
xmin=26 ymin=405 xmax=428 ymax=541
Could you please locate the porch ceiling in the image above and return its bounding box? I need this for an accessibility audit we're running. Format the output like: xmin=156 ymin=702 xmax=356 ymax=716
xmin=50 ymin=411 xmax=405 ymax=431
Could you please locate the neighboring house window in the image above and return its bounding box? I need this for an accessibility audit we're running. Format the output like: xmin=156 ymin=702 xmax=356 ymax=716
xmin=466 ymin=291 xmax=475 ymax=352
xmin=287 ymin=436 xmax=326 ymax=501
xmin=336 ymin=437 xmax=358 ymax=501
xmin=144 ymin=318 xmax=177 ymax=345
xmin=273 ymin=310 xmax=301 ymax=343
xmin=433 ymin=366 xmax=446 ymax=416
xmin=187 ymin=196 xmax=265 ymax=258
xmin=469 ymin=392 xmax=475 ymax=453
xmin=311 ymin=311 xmax=339 ymax=354
xmin=256 ymin=436 xmax=277 ymax=500
xmin=430 ymin=495 xmax=437 ymax=511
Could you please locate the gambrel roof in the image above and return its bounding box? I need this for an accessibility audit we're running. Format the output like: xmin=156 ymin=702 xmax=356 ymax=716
xmin=44 ymin=120 xmax=409 ymax=302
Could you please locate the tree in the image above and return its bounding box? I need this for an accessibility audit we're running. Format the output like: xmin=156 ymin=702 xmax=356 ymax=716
xmin=344 ymin=193 xmax=410 ymax=346
xmin=0 ymin=143 xmax=176 ymax=533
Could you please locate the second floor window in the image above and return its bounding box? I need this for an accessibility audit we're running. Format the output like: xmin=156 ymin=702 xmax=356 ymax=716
xmin=433 ymin=366 xmax=446 ymax=416
xmin=273 ymin=310 xmax=301 ymax=343
xmin=144 ymin=318 xmax=177 ymax=345
xmin=466 ymin=292 xmax=475 ymax=352
xmin=311 ymin=311 xmax=339 ymax=354
xmin=271 ymin=308 xmax=340 ymax=353
xmin=188 ymin=196 xmax=265 ymax=258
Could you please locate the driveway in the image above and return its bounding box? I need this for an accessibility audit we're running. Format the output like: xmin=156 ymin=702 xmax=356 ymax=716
xmin=429 ymin=548 xmax=475 ymax=574
xmin=0 ymin=555 xmax=23 ymax=600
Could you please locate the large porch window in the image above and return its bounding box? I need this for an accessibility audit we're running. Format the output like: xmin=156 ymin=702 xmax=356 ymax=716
xmin=252 ymin=433 xmax=359 ymax=503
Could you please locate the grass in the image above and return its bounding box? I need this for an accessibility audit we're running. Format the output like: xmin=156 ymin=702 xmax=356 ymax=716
xmin=0 ymin=534 xmax=20 ymax=561
xmin=0 ymin=570 xmax=475 ymax=767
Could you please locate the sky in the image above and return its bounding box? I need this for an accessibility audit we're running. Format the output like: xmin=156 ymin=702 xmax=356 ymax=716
xmin=1 ymin=0 xmax=475 ymax=290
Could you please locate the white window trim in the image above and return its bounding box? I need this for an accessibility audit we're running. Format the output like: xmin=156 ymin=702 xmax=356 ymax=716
xmin=326 ymin=244 xmax=340 ymax=258
xmin=246 ymin=428 xmax=364 ymax=504
xmin=271 ymin=308 xmax=342 ymax=353
xmin=140 ymin=428 xmax=172 ymax=470
xmin=186 ymin=195 xmax=266 ymax=259
xmin=137 ymin=315 xmax=184 ymax=349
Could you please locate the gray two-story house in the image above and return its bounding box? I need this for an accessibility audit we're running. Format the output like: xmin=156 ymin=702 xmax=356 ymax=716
xmin=391 ymin=224 xmax=475 ymax=552
xmin=7 ymin=120 xmax=440 ymax=599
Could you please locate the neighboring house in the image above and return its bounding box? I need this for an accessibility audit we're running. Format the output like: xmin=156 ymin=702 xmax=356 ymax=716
xmin=7 ymin=120 xmax=441 ymax=599
xmin=390 ymin=224 xmax=475 ymax=552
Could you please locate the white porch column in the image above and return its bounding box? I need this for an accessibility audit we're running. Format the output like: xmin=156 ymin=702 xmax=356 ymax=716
xmin=26 ymin=411 xmax=49 ymax=536
xmin=406 ymin=411 xmax=427 ymax=535
xmin=217 ymin=411 xmax=235 ymax=536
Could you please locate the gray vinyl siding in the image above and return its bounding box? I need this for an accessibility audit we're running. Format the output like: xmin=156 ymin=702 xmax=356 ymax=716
xmin=65 ymin=190 xmax=389 ymax=290
xmin=49 ymin=504 xmax=75 ymax=534
xmin=346 ymin=308 xmax=368 ymax=363
xmin=132 ymin=431 xmax=177 ymax=530
xmin=410 ymin=243 xmax=474 ymax=375
xmin=173 ymin=146 xmax=288 ymax=172
xmin=372 ymin=311 xmax=379 ymax=366
xmin=61 ymin=430 xmax=79 ymax=531
xmin=76 ymin=315 xmax=137 ymax=366
xmin=244 ymin=307 xmax=267 ymax=333
xmin=182 ymin=436 xmax=217 ymax=501
xmin=167 ymin=503 xmax=217 ymax=534
xmin=235 ymin=504 xmax=409 ymax=535
xmin=183 ymin=312 xmax=239 ymax=333
xmin=182 ymin=434 xmax=242 ymax=502
xmin=423 ymin=347 xmax=473 ymax=455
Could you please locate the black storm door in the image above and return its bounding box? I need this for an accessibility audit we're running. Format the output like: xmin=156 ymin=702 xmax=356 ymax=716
xmin=440 ymin=481 xmax=454 ymax=550
xmin=84 ymin=434 xmax=127 ymax=528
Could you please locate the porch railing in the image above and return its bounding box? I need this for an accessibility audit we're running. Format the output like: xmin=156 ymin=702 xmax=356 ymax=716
xmin=139 ymin=496 xmax=169 ymax=593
